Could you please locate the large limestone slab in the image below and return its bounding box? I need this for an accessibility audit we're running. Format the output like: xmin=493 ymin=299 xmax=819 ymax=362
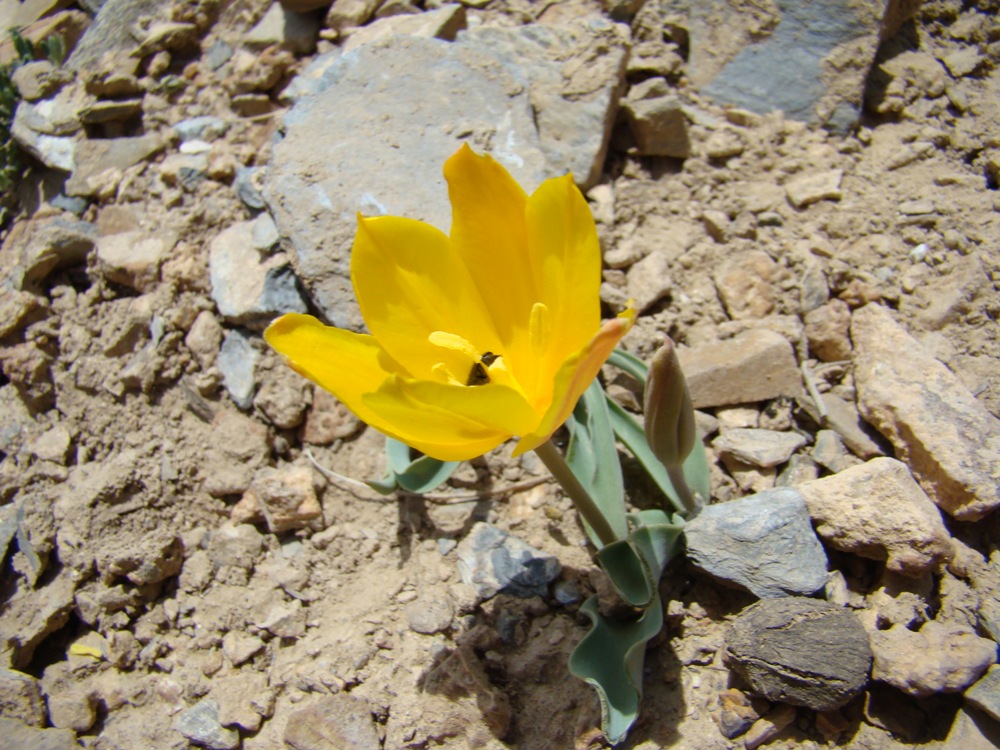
xmin=264 ymin=20 xmax=627 ymax=328
xmin=851 ymin=304 xmax=1000 ymax=521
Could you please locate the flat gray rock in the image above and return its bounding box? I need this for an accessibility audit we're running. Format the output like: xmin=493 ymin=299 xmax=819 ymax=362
xmin=218 ymin=329 xmax=259 ymax=411
xmin=713 ymin=428 xmax=807 ymax=468
xmin=264 ymin=21 xmax=626 ymax=328
xmin=684 ymin=487 xmax=828 ymax=598
xmin=726 ymin=597 xmax=872 ymax=710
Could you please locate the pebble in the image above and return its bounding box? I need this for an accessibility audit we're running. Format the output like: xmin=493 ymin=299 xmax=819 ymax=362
xmin=95 ymin=231 xmax=171 ymax=292
xmin=235 ymin=166 xmax=267 ymax=210
xmin=222 ymin=631 xmax=265 ymax=667
xmin=785 ymin=169 xmax=843 ymax=208
xmin=405 ymin=595 xmax=455 ymax=634
xmin=743 ymin=704 xmax=796 ymax=750
xmin=622 ymin=92 xmax=690 ymax=158
xmin=27 ymin=425 xmax=72 ymax=465
xmin=456 ymin=523 xmax=560 ymax=600
xmin=799 ymin=457 xmax=952 ymax=576
xmin=966 ymin=665 xmax=1000 ymax=723
xmin=284 ymin=694 xmax=381 ymax=750
xmin=711 ymin=687 xmax=759 ymax=739
xmin=251 ymin=212 xmax=280 ymax=252
xmin=804 ymin=299 xmax=852 ymax=361
xmin=809 ymin=392 xmax=885 ymax=460
xmin=625 ymin=250 xmax=672 ymax=312
xmin=214 ymin=672 xmax=273 ymax=732
xmin=0 ymin=667 xmax=46 ymax=726
xmin=726 ymin=597 xmax=872 ymax=711
xmin=231 ymin=466 xmax=321 ymax=533
xmin=174 ymin=699 xmax=239 ymax=750
xmin=712 ymin=428 xmax=806 ymax=468
xmin=678 ymin=329 xmax=804 ymax=408
xmin=870 ymin=621 xmax=996 ymax=697
xmin=684 ymin=487 xmax=828 ymax=598
xmin=810 ymin=429 xmax=858 ymax=473
xmin=218 ymin=329 xmax=259 ymax=410
xmin=246 ymin=1 xmax=320 ymax=55
xmin=851 ymin=303 xmax=1000 ymax=520
xmin=174 ymin=115 xmax=229 ymax=142
xmin=714 ymin=250 xmax=776 ymax=320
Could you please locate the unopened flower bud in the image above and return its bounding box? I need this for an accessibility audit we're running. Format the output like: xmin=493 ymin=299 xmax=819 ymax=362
xmin=643 ymin=337 xmax=695 ymax=470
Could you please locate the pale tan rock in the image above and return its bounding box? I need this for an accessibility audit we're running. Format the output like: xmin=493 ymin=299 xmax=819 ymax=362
xmin=0 ymin=668 xmax=46 ymax=726
xmin=626 ymin=250 xmax=672 ymax=312
xmin=851 ymin=304 xmax=1000 ymax=520
xmin=185 ymin=311 xmax=223 ymax=370
xmin=804 ymin=299 xmax=852 ymax=361
xmin=94 ymin=231 xmax=172 ymax=292
xmin=214 ymin=673 xmax=274 ymax=731
xmin=785 ymin=169 xmax=843 ymax=208
xmin=798 ymin=457 xmax=952 ymax=576
xmin=343 ymin=3 xmax=466 ymax=51
xmin=870 ymin=621 xmax=996 ymax=697
xmin=27 ymin=425 xmax=71 ymax=464
xmin=233 ymin=466 xmax=321 ymax=533
xmin=221 ymin=631 xmax=265 ymax=667
xmin=678 ymin=329 xmax=804 ymax=409
xmin=325 ymin=0 xmax=383 ymax=31
xmin=714 ymin=250 xmax=775 ymax=320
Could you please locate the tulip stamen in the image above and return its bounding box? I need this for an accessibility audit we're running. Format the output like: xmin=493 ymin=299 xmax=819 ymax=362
xmin=466 ymin=352 xmax=501 ymax=387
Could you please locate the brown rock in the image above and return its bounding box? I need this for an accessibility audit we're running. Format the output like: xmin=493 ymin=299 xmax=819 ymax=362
xmin=785 ymin=169 xmax=843 ymax=208
xmin=0 ymin=668 xmax=46 ymax=726
xmin=232 ymin=466 xmax=321 ymax=533
xmin=625 ymin=250 xmax=672 ymax=312
xmin=678 ymin=329 xmax=804 ymax=409
xmin=285 ymin=694 xmax=380 ymax=750
xmin=871 ymin=621 xmax=996 ymax=697
xmin=798 ymin=457 xmax=953 ymax=577
xmin=94 ymin=231 xmax=172 ymax=292
xmin=214 ymin=673 xmax=274 ymax=732
xmin=852 ymin=304 xmax=1000 ymax=520
xmin=714 ymin=250 xmax=776 ymax=320
xmin=804 ymin=299 xmax=851 ymax=361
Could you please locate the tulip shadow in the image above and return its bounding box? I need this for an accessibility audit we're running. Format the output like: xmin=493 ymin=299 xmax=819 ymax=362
xmin=394 ymin=457 xmax=497 ymax=565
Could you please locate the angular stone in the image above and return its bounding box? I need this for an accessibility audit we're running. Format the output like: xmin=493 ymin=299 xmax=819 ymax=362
xmin=966 ymin=665 xmax=1000 ymax=723
xmin=302 ymin=390 xmax=362 ymax=445
xmin=209 ymin=221 xmax=307 ymax=326
xmin=246 ymin=2 xmax=319 ymax=54
xmin=684 ymin=487 xmax=828 ymax=598
xmin=214 ymin=672 xmax=273 ymax=732
xmin=218 ymin=329 xmax=258 ymax=411
xmin=715 ymin=250 xmax=777 ymax=320
xmin=67 ymin=0 xmax=162 ymax=71
xmin=94 ymin=231 xmax=171 ymax=292
xmin=222 ymin=631 xmax=264 ymax=667
xmin=622 ymin=93 xmax=689 ymax=158
xmin=457 ymin=522 xmax=560 ymax=599
xmin=814 ymin=392 xmax=885 ymax=460
xmin=174 ymin=699 xmax=239 ymax=750
xmin=851 ymin=304 xmax=1000 ymax=520
xmin=804 ymin=299 xmax=852 ymax=361
xmin=786 ymin=169 xmax=843 ymax=209
xmin=231 ymin=466 xmax=321 ymax=533
xmin=625 ymin=250 xmax=671 ymax=313
xmin=342 ymin=3 xmax=467 ymax=52
xmin=21 ymin=217 xmax=98 ymax=285
xmin=11 ymin=60 xmax=66 ymax=101
xmin=678 ymin=329 xmax=804 ymax=409
xmin=65 ymin=134 xmax=165 ymax=197
xmin=713 ymin=428 xmax=807 ymax=469
xmin=284 ymin=694 xmax=380 ymax=750
xmin=0 ymin=668 xmax=46 ymax=726
xmin=726 ymin=597 xmax=872 ymax=711
xmin=799 ymin=458 xmax=952 ymax=577
xmin=405 ymin=594 xmax=455 ymax=635
xmin=0 ymin=717 xmax=77 ymax=750
xmin=871 ymin=621 xmax=996 ymax=698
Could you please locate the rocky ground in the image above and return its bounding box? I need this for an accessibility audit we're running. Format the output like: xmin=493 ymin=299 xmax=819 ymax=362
xmin=1 ymin=0 xmax=999 ymax=749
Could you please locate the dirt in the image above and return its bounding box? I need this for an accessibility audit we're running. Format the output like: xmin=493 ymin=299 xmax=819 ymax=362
xmin=1 ymin=1 xmax=998 ymax=749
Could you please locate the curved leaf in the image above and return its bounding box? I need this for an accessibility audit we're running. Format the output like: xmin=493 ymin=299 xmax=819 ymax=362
xmin=565 ymin=379 xmax=627 ymax=545
xmin=569 ymin=594 xmax=664 ymax=745
xmin=606 ymin=348 xmax=648 ymax=385
xmin=368 ymin=437 xmax=461 ymax=495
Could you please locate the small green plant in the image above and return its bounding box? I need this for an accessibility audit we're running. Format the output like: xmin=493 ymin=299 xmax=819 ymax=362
xmin=0 ymin=28 xmax=66 ymax=210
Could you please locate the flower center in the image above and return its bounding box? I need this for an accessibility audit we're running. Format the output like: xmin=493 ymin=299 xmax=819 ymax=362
xmin=466 ymin=351 xmax=500 ymax=387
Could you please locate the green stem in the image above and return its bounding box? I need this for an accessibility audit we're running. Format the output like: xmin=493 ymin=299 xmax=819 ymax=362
xmin=533 ymin=439 xmax=619 ymax=548
xmin=667 ymin=465 xmax=699 ymax=515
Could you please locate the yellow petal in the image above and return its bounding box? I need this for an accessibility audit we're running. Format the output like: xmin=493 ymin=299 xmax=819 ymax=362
xmin=444 ymin=145 xmax=535 ymax=351
xmin=263 ymin=313 xmax=403 ymax=434
xmin=364 ymin=376 xmax=533 ymax=461
xmin=517 ymin=173 xmax=602 ymax=399
xmin=351 ymin=215 xmax=500 ymax=379
xmin=513 ymin=308 xmax=636 ymax=456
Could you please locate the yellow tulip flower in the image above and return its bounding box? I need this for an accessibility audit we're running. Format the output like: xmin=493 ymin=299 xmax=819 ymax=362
xmin=265 ymin=144 xmax=635 ymax=461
